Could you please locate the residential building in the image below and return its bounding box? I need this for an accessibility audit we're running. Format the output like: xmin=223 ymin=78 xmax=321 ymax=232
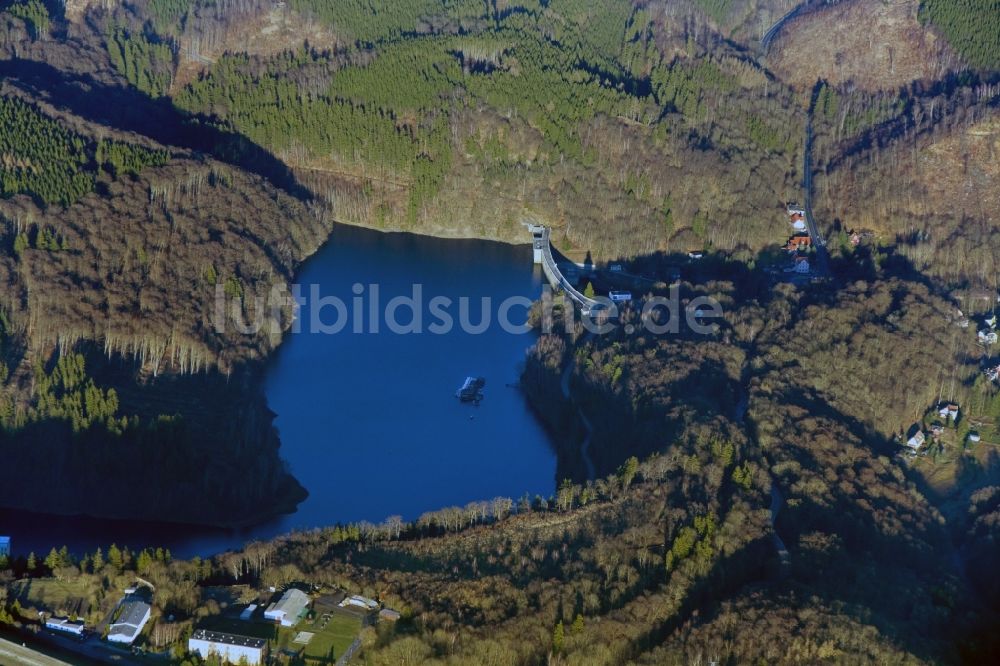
xmin=969 ymin=432 xmax=982 ymax=443
xmin=379 ymin=608 xmax=401 ymax=622
xmin=938 ymin=404 xmax=960 ymax=421
xmin=189 ymin=629 xmax=267 ymax=665
xmin=785 ymin=235 xmax=812 ymax=252
xmin=264 ymin=588 xmax=310 ymax=627
xmin=45 ymin=617 xmax=85 ymax=636
xmin=906 ymin=431 xmax=925 ymax=450
xmin=986 ymin=364 xmax=1000 ymax=382
xmin=107 ymin=597 xmax=151 ymax=644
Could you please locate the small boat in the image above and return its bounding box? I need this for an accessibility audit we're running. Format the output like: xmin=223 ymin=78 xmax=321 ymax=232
xmin=456 ymin=376 xmax=486 ymax=403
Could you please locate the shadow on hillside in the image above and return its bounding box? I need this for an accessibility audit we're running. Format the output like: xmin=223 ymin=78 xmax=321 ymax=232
xmin=0 ymin=57 xmax=314 ymax=201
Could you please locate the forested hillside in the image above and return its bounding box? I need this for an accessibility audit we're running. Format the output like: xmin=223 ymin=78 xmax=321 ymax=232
xmin=0 ymin=0 xmax=335 ymax=525
xmin=79 ymin=0 xmax=802 ymax=258
xmin=920 ymin=0 xmax=1000 ymax=70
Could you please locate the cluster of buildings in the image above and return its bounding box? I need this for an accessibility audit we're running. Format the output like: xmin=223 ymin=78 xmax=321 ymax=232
xmin=904 ymin=402 xmax=982 ymax=452
xmin=41 ymin=585 xmax=152 ymax=651
xmin=783 ymin=204 xmax=812 ymax=275
xmin=187 ymin=588 xmax=396 ymax=665
xmin=33 ymin=574 xmax=394 ymax=664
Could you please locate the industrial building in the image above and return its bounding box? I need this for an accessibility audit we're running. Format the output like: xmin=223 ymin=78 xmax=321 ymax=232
xmin=264 ymin=588 xmax=310 ymax=627
xmin=107 ymin=597 xmax=151 ymax=644
xmin=45 ymin=617 xmax=85 ymax=636
xmin=189 ymin=629 xmax=267 ymax=665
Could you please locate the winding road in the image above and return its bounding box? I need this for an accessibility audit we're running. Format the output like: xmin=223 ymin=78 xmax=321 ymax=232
xmin=761 ymin=3 xmax=807 ymax=52
xmin=770 ymin=484 xmax=791 ymax=571
xmin=803 ymin=121 xmax=831 ymax=277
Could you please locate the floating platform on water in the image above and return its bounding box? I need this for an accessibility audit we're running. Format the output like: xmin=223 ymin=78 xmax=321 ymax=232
xmin=456 ymin=376 xmax=486 ymax=403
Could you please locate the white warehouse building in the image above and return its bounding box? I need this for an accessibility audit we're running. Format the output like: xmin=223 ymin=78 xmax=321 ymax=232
xmin=189 ymin=629 xmax=267 ymax=665
xmin=264 ymin=588 xmax=310 ymax=627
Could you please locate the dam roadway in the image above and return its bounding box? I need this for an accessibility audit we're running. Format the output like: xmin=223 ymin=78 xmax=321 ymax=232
xmin=529 ymin=224 xmax=601 ymax=311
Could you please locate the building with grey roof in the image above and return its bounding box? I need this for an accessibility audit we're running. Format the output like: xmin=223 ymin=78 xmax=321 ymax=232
xmin=189 ymin=629 xmax=267 ymax=665
xmin=107 ymin=597 xmax=151 ymax=644
xmin=263 ymin=588 xmax=310 ymax=627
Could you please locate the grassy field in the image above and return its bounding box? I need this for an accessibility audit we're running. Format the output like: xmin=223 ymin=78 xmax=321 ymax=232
xmin=10 ymin=579 xmax=93 ymax=618
xmin=279 ymin=611 xmax=361 ymax=663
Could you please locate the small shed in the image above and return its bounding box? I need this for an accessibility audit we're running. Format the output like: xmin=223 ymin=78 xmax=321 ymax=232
xmin=379 ymin=608 xmax=402 ymax=622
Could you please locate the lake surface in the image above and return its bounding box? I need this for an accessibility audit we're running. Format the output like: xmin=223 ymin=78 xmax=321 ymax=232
xmin=0 ymin=226 xmax=557 ymax=558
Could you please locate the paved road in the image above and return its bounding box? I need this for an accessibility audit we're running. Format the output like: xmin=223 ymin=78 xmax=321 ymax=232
xmin=803 ymin=121 xmax=831 ymax=277
xmin=0 ymin=637 xmax=76 ymax=666
xmin=770 ymin=484 xmax=791 ymax=572
xmin=536 ymin=227 xmax=601 ymax=311
xmin=761 ymin=2 xmax=810 ymax=52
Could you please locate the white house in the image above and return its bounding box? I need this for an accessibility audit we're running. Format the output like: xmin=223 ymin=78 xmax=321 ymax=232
xmin=107 ymin=598 xmax=151 ymax=644
xmin=938 ymin=404 xmax=960 ymax=421
xmin=264 ymin=588 xmax=310 ymax=627
xmin=45 ymin=617 xmax=85 ymax=636
xmin=189 ymin=629 xmax=267 ymax=665
xmin=905 ymin=431 xmax=925 ymax=450
xmin=969 ymin=432 xmax=982 ymax=443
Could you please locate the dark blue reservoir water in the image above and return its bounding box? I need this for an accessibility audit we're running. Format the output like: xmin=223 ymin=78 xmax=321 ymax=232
xmin=263 ymin=225 xmax=557 ymax=531
xmin=0 ymin=226 xmax=556 ymax=558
